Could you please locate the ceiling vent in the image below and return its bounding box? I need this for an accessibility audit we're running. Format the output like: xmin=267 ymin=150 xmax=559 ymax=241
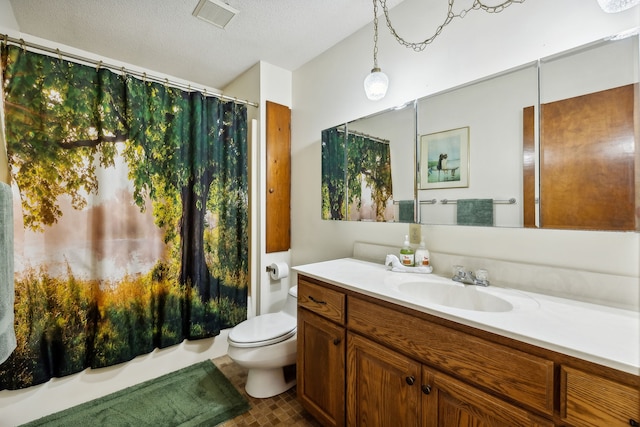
xmin=193 ymin=0 xmax=239 ymax=30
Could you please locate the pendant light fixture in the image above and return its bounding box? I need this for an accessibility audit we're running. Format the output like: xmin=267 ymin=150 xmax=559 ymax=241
xmin=363 ymin=0 xmax=527 ymax=100
xmin=596 ymin=0 xmax=640 ymax=13
xmin=364 ymin=0 xmax=389 ymax=101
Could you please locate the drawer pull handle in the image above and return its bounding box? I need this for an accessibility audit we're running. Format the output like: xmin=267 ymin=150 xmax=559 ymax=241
xmin=421 ymin=384 xmax=432 ymax=395
xmin=630 ymin=420 xmax=639 ymax=427
xmin=333 ymin=338 xmax=341 ymax=345
xmin=309 ymin=295 xmax=327 ymax=305
xmin=405 ymin=376 xmax=415 ymax=386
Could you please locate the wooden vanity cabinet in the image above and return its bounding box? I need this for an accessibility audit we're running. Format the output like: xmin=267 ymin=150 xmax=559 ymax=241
xmin=297 ymin=278 xmax=346 ymax=427
xmin=297 ymin=275 xmax=639 ymax=427
xmin=347 ymin=295 xmax=555 ymax=418
xmin=347 ymin=320 xmax=552 ymax=427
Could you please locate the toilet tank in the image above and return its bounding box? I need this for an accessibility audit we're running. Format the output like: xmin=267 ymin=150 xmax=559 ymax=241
xmin=282 ymin=285 xmax=298 ymax=317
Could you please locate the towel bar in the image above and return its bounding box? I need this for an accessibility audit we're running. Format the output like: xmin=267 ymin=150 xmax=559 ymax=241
xmin=419 ymin=199 xmax=437 ymax=205
xmin=440 ymin=198 xmax=516 ymax=205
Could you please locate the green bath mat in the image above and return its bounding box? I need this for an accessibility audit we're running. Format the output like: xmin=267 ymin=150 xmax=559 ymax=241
xmin=21 ymin=360 xmax=249 ymax=427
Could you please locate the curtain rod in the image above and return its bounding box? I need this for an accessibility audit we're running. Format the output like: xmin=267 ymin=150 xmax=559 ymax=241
xmin=337 ymin=127 xmax=390 ymax=145
xmin=1 ymin=34 xmax=258 ymax=108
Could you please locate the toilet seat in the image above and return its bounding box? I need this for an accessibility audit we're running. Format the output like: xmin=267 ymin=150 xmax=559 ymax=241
xmin=228 ymin=312 xmax=297 ymax=348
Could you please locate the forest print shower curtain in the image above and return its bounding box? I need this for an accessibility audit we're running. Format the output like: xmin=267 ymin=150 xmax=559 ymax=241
xmin=0 ymin=44 xmax=248 ymax=390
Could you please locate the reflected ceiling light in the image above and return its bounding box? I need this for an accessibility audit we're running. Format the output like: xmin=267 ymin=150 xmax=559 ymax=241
xmin=364 ymin=0 xmax=389 ymax=101
xmin=597 ymin=0 xmax=640 ymax=12
xmin=608 ymin=27 xmax=640 ymax=40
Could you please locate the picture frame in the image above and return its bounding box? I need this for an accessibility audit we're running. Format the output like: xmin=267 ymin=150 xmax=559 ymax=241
xmin=419 ymin=126 xmax=469 ymax=189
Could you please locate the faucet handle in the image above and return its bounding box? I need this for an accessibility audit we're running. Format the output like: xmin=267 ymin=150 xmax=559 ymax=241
xmin=475 ymin=269 xmax=489 ymax=281
xmin=474 ymin=269 xmax=490 ymax=286
xmin=453 ymin=265 xmax=467 ymax=279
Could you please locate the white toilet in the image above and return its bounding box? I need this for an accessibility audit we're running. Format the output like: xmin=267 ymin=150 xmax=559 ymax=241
xmin=227 ymin=285 xmax=298 ymax=398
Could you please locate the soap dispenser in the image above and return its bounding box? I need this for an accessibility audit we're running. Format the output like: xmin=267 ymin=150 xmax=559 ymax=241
xmin=414 ymin=238 xmax=430 ymax=267
xmin=399 ymin=235 xmax=415 ymax=266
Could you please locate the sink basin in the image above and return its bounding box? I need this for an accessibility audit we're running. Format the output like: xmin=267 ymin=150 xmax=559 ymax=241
xmin=396 ymin=281 xmax=513 ymax=312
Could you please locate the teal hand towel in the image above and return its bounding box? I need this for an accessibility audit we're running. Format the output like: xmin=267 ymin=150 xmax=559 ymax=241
xmin=456 ymin=198 xmax=494 ymax=226
xmin=398 ymin=200 xmax=414 ymax=223
xmin=0 ymin=181 xmax=16 ymax=365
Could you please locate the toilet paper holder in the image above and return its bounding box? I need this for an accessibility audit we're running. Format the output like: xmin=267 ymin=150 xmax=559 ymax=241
xmin=266 ymin=262 xmax=289 ymax=280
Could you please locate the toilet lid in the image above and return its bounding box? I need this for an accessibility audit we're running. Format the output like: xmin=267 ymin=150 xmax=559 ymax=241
xmin=228 ymin=312 xmax=296 ymax=348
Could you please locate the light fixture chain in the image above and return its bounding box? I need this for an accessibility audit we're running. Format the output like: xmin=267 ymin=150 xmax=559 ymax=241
xmin=373 ymin=0 xmax=380 ymax=68
xmin=378 ymin=0 xmax=526 ymax=52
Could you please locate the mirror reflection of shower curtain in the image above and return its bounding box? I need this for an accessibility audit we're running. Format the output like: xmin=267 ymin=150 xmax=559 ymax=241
xmin=321 ymin=128 xmax=394 ymax=221
xmin=0 ymin=44 xmax=249 ymax=390
xmin=346 ymin=133 xmax=393 ymax=222
xmin=321 ymin=127 xmax=347 ymax=220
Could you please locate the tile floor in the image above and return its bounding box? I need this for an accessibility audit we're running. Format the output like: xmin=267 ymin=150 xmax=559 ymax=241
xmin=213 ymin=355 xmax=322 ymax=427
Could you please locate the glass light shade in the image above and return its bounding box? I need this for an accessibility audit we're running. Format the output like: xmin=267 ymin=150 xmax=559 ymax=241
xmin=597 ymin=0 xmax=640 ymax=12
xmin=364 ymin=68 xmax=389 ymax=101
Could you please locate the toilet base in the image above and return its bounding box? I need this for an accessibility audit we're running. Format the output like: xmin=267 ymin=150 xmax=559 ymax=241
xmin=245 ymin=365 xmax=297 ymax=398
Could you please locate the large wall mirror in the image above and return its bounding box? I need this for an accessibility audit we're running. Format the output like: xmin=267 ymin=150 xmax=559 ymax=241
xmin=322 ymin=31 xmax=639 ymax=231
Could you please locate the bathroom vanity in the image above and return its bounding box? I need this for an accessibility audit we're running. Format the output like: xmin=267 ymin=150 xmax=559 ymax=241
xmin=294 ymin=258 xmax=640 ymax=427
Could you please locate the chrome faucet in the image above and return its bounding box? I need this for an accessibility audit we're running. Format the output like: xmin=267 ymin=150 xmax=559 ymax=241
xmin=452 ymin=266 xmax=490 ymax=287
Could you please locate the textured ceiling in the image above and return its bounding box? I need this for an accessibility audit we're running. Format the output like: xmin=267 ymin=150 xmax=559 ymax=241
xmin=8 ymin=0 xmax=405 ymax=91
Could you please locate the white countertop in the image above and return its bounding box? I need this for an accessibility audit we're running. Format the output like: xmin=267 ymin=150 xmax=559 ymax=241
xmin=293 ymin=257 xmax=640 ymax=375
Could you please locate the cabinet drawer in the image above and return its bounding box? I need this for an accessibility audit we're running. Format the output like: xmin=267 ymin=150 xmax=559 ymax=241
xmin=561 ymin=366 xmax=640 ymax=427
xmin=298 ymin=279 xmax=345 ymax=325
xmin=348 ymin=296 xmax=554 ymax=416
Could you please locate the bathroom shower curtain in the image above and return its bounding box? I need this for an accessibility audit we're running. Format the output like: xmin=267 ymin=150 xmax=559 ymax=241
xmin=0 ymin=44 xmax=249 ymax=390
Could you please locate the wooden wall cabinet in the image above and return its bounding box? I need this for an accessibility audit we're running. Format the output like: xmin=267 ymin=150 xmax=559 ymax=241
xmin=297 ymin=275 xmax=640 ymax=427
xmin=265 ymin=101 xmax=291 ymax=253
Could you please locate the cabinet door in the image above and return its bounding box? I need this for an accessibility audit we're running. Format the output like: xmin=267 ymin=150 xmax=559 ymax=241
xmin=265 ymin=101 xmax=291 ymax=252
xmin=425 ymin=370 xmax=554 ymax=427
xmin=347 ymin=333 xmax=421 ymax=427
xmin=298 ymin=308 xmax=346 ymax=427
xmin=561 ymin=366 xmax=640 ymax=427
